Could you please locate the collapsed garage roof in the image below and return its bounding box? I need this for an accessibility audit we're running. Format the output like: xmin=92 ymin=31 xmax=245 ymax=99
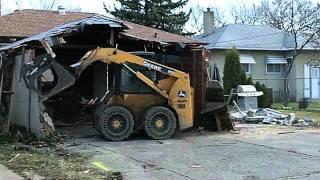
xmin=0 ymin=14 xmax=125 ymax=51
xmin=0 ymin=9 xmax=199 ymax=52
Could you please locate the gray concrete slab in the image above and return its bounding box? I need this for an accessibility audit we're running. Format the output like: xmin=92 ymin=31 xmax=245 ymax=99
xmin=62 ymin=125 xmax=320 ymax=180
xmin=0 ymin=164 xmax=23 ymax=180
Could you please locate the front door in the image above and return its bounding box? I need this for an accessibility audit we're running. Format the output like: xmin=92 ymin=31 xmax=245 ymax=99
xmin=311 ymin=67 xmax=320 ymax=98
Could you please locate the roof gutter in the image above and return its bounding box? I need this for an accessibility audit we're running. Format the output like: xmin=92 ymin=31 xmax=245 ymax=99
xmin=206 ymin=46 xmax=320 ymax=51
xmin=206 ymin=47 xmax=289 ymax=51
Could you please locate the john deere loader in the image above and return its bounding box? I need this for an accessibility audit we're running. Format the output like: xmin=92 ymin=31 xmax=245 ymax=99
xmin=23 ymin=48 xmax=233 ymax=141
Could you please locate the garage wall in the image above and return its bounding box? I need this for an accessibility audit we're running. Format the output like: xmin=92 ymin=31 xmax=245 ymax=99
xmin=8 ymin=51 xmax=43 ymax=137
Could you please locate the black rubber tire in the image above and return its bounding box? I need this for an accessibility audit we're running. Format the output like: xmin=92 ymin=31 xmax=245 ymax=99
xmin=98 ymin=106 xmax=134 ymax=141
xmin=143 ymin=106 xmax=177 ymax=140
xmin=93 ymin=104 xmax=106 ymax=131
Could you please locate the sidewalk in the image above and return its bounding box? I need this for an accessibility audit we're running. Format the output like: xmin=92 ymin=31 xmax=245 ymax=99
xmin=0 ymin=164 xmax=23 ymax=180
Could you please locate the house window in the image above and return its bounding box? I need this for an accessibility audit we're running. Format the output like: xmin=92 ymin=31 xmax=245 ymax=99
xmin=241 ymin=64 xmax=251 ymax=74
xmin=266 ymin=64 xmax=282 ymax=74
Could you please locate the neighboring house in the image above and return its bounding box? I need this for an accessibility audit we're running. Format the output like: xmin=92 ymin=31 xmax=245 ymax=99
xmin=194 ymin=9 xmax=320 ymax=102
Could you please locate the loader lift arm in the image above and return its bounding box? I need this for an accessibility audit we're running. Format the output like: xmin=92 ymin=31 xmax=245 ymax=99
xmin=78 ymin=48 xmax=194 ymax=130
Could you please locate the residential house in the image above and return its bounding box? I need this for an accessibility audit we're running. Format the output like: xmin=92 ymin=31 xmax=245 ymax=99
xmin=194 ymin=9 xmax=320 ymax=102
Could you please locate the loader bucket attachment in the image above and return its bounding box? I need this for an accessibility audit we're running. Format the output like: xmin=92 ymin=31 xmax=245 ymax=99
xmin=201 ymin=81 xmax=234 ymax=131
xmin=22 ymin=54 xmax=75 ymax=100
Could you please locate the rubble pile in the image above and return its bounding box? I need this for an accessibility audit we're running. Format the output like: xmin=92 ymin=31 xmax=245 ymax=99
xmin=230 ymin=108 xmax=314 ymax=127
xmin=229 ymin=85 xmax=316 ymax=127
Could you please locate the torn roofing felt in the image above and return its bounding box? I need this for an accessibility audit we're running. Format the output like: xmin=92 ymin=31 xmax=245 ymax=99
xmin=0 ymin=14 xmax=125 ymax=51
xmin=122 ymin=21 xmax=199 ymax=44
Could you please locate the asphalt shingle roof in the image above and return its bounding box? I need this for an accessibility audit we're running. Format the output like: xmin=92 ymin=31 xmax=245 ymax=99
xmin=123 ymin=21 xmax=198 ymax=44
xmin=0 ymin=9 xmax=197 ymax=44
xmin=0 ymin=9 xmax=94 ymax=37
xmin=194 ymin=24 xmax=293 ymax=50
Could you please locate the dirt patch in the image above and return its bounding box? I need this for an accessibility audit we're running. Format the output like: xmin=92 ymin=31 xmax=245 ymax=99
xmin=230 ymin=123 xmax=320 ymax=139
xmin=0 ymin=135 xmax=122 ymax=179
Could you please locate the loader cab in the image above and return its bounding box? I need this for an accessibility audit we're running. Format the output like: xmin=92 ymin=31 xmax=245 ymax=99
xmin=116 ymin=51 xmax=165 ymax=94
xmin=119 ymin=64 xmax=157 ymax=94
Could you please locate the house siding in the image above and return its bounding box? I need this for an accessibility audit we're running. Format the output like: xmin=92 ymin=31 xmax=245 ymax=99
xmin=195 ymin=24 xmax=320 ymax=102
xmin=294 ymin=52 xmax=320 ymax=101
xmin=209 ymin=49 xmax=301 ymax=102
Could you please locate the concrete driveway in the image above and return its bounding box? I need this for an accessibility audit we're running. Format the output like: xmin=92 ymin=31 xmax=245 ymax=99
xmin=62 ymin=124 xmax=320 ymax=180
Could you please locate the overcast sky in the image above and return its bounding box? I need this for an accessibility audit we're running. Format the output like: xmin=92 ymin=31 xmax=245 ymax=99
xmin=1 ymin=0 xmax=320 ymax=32
xmin=3 ymin=0 xmax=320 ymax=17
xmin=2 ymin=0 xmax=267 ymax=15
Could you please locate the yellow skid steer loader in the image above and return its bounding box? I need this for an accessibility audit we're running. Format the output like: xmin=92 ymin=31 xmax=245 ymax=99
xmin=78 ymin=48 xmax=194 ymax=141
xmin=23 ymin=48 xmax=233 ymax=141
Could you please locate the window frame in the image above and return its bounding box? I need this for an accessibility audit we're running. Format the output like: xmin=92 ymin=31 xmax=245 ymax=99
xmin=266 ymin=64 xmax=283 ymax=74
xmin=241 ymin=63 xmax=251 ymax=75
xmin=119 ymin=66 xmax=159 ymax=94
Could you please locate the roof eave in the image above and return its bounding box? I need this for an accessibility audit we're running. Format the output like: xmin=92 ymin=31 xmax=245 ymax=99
xmin=206 ymin=46 xmax=289 ymax=51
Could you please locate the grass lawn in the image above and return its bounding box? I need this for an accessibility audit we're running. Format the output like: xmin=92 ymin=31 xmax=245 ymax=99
xmin=272 ymin=101 xmax=320 ymax=110
xmin=272 ymin=102 xmax=320 ymax=123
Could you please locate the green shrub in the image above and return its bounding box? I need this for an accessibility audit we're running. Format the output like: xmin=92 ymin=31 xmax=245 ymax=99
xmin=223 ymin=48 xmax=247 ymax=94
xmin=222 ymin=47 xmax=271 ymax=108
xmin=245 ymin=77 xmax=255 ymax=86
xmin=255 ymin=81 xmax=271 ymax=108
xmin=298 ymin=98 xmax=310 ymax=109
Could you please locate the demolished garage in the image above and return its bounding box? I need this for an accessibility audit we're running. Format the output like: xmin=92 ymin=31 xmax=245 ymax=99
xmin=0 ymin=10 xmax=232 ymax=139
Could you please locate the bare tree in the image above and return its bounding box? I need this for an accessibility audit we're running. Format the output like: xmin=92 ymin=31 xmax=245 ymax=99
xmin=259 ymin=0 xmax=320 ymax=106
xmin=185 ymin=4 xmax=226 ymax=35
xmin=39 ymin=0 xmax=58 ymax=10
xmin=14 ymin=0 xmax=81 ymax=11
xmin=15 ymin=0 xmax=61 ymax=10
xmin=230 ymin=4 xmax=262 ymax=25
xmin=187 ymin=4 xmax=204 ymax=35
xmin=260 ymin=0 xmax=294 ymax=30
xmin=308 ymin=49 xmax=320 ymax=66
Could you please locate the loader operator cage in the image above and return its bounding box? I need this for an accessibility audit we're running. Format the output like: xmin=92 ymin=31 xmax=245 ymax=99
xmin=119 ymin=65 xmax=157 ymax=93
xmin=116 ymin=52 xmax=169 ymax=94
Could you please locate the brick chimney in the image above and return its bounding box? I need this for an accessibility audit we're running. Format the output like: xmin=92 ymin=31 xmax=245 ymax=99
xmin=203 ymin=8 xmax=214 ymax=35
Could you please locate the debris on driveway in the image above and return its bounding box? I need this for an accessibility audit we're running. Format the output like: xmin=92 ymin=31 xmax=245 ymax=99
xmin=277 ymin=131 xmax=295 ymax=135
xmin=230 ymin=102 xmax=314 ymax=127
xmin=62 ymin=124 xmax=320 ymax=180
xmin=229 ymin=85 xmax=315 ymax=127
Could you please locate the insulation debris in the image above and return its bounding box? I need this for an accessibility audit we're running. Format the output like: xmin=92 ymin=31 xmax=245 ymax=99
xmin=41 ymin=112 xmax=55 ymax=137
xmin=230 ymin=102 xmax=314 ymax=127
